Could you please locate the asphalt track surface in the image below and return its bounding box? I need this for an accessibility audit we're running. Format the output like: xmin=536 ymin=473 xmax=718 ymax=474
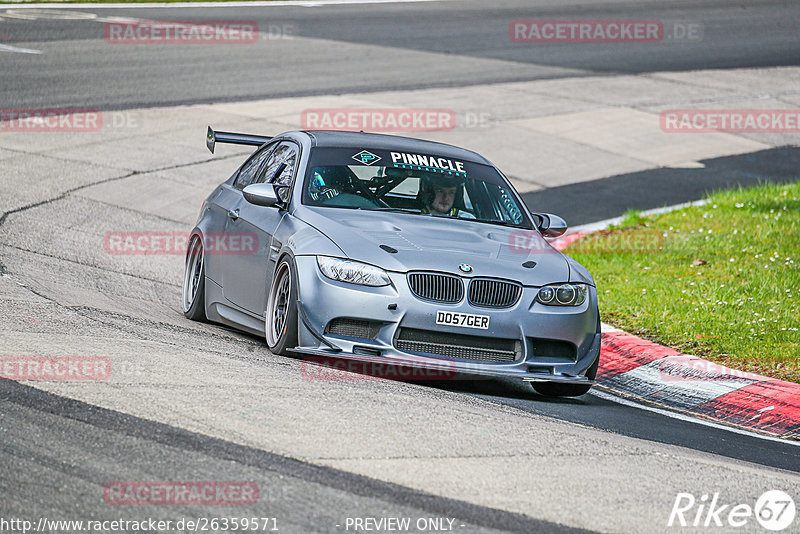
xmin=1 ymin=0 xmax=799 ymax=110
xmin=0 ymin=380 xmax=587 ymax=534
xmin=522 ymin=147 xmax=800 ymax=226
xmin=2 ymin=0 xmax=800 ymax=532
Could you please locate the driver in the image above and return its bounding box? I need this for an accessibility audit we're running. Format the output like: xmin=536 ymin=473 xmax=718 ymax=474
xmin=308 ymin=168 xmax=342 ymax=202
xmin=418 ymin=174 xmax=474 ymax=218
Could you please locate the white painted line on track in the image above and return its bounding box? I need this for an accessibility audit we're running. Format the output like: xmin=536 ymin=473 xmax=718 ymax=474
xmin=1 ymin=8 xmax=97 ymax=18
xmin=0 ymin=43 xmax=43 ymax=53
xmin=591 ymin=388 xmax=800 ymax=448
xmin=0 ymin=0 xmax=440 ymax=8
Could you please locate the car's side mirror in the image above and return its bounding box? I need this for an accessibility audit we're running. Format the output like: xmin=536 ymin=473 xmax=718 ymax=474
xmin=536 ymin=213 xmax=568 ymax=238
xmin=243 ymin=183 xmax=280 ymax=207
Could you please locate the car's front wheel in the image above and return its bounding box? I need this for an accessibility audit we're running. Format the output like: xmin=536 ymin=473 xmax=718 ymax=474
xmin=533 ymin=314 xmax=600 ymax=397
xmin=531 ymin=353 xmax=598 ymax=397
xmin=182 ymin=234 xmax=206 ymax=321
xmin=265 ymin=257 xmax=299 ymax=355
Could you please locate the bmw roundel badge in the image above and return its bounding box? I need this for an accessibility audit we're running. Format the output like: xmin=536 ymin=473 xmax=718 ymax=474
xmin=458 ymin=264 xmax=473 ymax=273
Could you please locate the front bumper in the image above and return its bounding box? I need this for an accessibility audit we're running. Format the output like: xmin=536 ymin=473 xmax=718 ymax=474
xmin=291 ymin=255 xmax=601 ymax=383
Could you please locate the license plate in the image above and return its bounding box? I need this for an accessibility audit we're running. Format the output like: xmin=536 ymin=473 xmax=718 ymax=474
xmin=435 ymin=311 xmax=489 ymax=330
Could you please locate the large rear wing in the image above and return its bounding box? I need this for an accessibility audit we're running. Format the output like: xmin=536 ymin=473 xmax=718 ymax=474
xmin=206 ymin=126 xmax=271 ymax=154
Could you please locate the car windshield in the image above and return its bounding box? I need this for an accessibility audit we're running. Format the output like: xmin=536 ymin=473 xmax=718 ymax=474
xmin=302 ymin=147 xmax=532 ymax=229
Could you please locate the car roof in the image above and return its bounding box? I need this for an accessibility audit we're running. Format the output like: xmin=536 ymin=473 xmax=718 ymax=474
xmin=302 ymin=130 xmax=492 ymax=165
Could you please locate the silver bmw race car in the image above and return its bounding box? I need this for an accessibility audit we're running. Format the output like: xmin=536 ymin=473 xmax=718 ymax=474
xmin=183 ymin=127 xmax=601 ymax=396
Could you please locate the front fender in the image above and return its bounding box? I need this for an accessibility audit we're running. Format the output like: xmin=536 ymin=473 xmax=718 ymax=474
xmin=274 ymin=215 xmax=346 ymax=259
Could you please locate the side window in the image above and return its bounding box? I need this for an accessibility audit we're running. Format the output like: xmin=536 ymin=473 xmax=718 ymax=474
xmin=234 ymin=145 xmax=274 ymax=190
xmin=257 ymin=142 xmax=299 ymax=201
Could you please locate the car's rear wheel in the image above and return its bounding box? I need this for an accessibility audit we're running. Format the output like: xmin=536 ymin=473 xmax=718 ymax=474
xmin=182 ymin=234 xmax=206 ymax=321
xmin=265 ymin=257 xmax=299 ymax=355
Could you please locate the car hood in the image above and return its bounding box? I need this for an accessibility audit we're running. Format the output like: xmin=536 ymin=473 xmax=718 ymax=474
xmin=295 ymin=207 xmax=570 ymax=285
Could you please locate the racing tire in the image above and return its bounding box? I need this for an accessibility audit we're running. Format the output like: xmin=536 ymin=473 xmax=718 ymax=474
xmin=182 ymin=234 xmax=207 ymax=321
xmin=531 ymin=353 xmax=598 ymax=397
xmin=265 ymin=256 xmax=299 ymax=356
xmin=532 ymin=312 xmax=601 ymax=397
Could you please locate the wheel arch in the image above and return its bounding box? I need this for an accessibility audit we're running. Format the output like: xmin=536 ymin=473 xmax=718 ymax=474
xmin=265 ymin=251 xmax=301 ymax=353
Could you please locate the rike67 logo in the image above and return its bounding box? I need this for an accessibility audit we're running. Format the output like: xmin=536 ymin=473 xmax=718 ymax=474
xmin=668 ymin=490 xmax=795 ymax=531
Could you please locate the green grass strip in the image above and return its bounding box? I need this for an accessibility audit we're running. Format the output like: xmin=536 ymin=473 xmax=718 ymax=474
xmin=566 ymin=181 xmax=800 ymax=383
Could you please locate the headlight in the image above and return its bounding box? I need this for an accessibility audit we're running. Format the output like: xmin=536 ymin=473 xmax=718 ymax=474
xmin=317 ymin=256 xmax=391 ymax=287
xmin=536 ymin=283 xmax=587 ymax=306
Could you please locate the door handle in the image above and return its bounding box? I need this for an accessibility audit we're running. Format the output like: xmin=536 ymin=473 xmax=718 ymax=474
xmin=227 ymin=208 xmax=240 ymax=220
